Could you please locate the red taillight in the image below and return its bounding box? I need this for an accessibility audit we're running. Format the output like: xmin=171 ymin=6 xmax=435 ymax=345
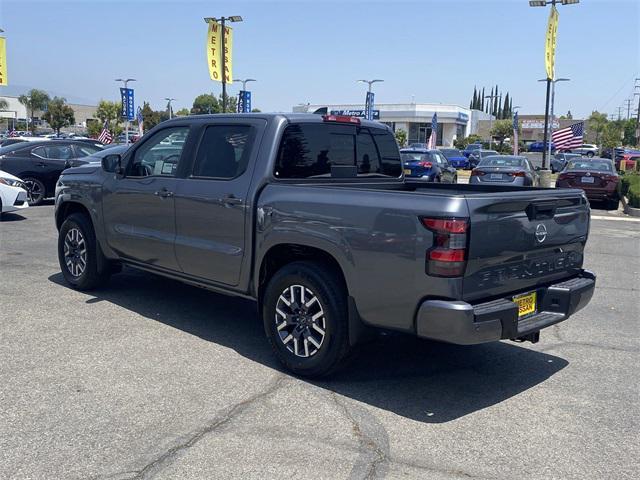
xmin=421 ymin=217 xmax=469 ymax=277
xmin=421 ymin=218 xmax=468 ymax=234
xmin=509 ymin=171 xmax=526 ymax=177
xmin=322 ymin=114 xmax=360 ymax=124
xmin=418 ymin=161 xmax=433 ymax=168
xmin=470 ymin=169 xmax=485 ymax=176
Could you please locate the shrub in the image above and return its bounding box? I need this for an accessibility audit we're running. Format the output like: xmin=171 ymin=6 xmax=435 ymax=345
xmin=621 ymin=174 xmax=640 ymax=208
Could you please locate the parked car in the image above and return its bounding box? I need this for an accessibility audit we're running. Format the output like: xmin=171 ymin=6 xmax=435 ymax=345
xmin=54 ymin=113 xmax=596 ymax=377
xmin=562 ymin=144 xmax=598 ymax=157
xmin=551 ymin=153 xmax=582 ymax=173
xmin=439 ymin=148 xmax=469 ymax=169
xmin=470 ymin=156 xmax=540 ymax=186
xmin=462 ymin=142 xmax=483 ymax=158
xmin=67 ymin=144 xmax=130 ymax=167
xmin=468 ymin=149 xmax=499 ymax=168
xmin=0 ymin=169 xmax=29 ymax=218
xmin=556 ymin=159 xmax=620 ymax=210
xmin=0 ymin=140 xmax=103 ymax=205
xmin=528 ymin=141 xmax=556 ymax=153
xmin=400 ymin=149 xmax=457 ymax=183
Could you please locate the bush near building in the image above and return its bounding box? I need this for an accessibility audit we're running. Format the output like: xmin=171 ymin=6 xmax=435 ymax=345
xmin=621 ymin=174 xmax=640 ymax=208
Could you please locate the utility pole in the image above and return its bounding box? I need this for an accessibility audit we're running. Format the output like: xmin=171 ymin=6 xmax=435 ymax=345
xmin=624 ymin=99 xmax=633 ymax=120
xmin=484 ymin=92 xmax=500 ymax=149
xmin=634 ymin=78 xmax=640 ymax=146
xmin=203 ymin=16 xmax=243 ymax=113
xmin=617 ymin=106 xmax=624 ymax=121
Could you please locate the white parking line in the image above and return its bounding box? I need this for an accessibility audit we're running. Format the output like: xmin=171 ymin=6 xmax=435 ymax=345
xmin=590 ymin=214 xmax=640 ymax=223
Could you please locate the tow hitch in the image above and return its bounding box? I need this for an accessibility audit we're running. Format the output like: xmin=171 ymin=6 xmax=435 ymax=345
xmin=513 ymin=331 xmax=540 ymax=344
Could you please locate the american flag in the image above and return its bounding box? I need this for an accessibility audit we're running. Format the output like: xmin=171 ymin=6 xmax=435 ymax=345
xmin=97 ymin=121 xmax=113 ymax=144
xmin=8 ymin=128 xmax=18 ymax=137
xmin=136 ymin=106 xmax=144 ymax=137
xmin=551 ymin=121 xmax=584 ymax=150
xmin=427 ymin=113 xmax=438 ymax=149
xmin=512 ymin=111 xmax=519 ymax=155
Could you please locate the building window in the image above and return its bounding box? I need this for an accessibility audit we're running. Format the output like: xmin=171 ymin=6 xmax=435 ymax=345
xmin=456 ymin=124 xmax=466 ymax=139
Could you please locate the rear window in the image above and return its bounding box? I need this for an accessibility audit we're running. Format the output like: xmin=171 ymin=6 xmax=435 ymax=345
xmin=274 ymin=123 xmax=401 ymax=179
xmin=479 ymin=157 xmax=524 ymax=167
xmin=401 ymin=152 xmax=430 ymax=163
xmin=440 ymin=149 xmax=463 ymax=158
xmin=566 ymin=160 xmax=613 ymax=172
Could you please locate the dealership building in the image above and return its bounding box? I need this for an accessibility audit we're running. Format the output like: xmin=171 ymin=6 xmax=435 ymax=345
xmin=292 ymin=103 xmax=493 ymax=147
xmin=0 ymin=95 xmax=97 ymax=132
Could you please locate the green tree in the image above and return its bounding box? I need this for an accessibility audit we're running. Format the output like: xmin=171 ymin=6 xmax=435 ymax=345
xmin=191 ymin=93 xmax=219 ymax=114
xmin=481 ymin=87 xmax=485 ymax=112
xmin=95 ymin=100 xmax=123 ymax=137
xmin=175 ymin=107 xmax=190 ymax=116
xmin=42 ymin=97 xmax=75 ymax=135
xmin=501 ymin=92 xmax=510 ymax=120
xmin=251 ymin=108 xmax=262 ymax=113
xmin=586 ymin=111 xmax=608 ymax=145
xmin=18 ymin=89 xmax=50 ymax=133
xmin=86 ymin=119 xmax=101 ymax=138
xmin=140 ymin=101 xmax=167 ymax=132
xmin=394 ymin=128 xmax=407 ymax=148
xmin=601 ymin=122 xmax=624 ymax=149
xmin=219 ymin=93 xmax=237 ymax=113
xmin=490 ymin=119 xmax=514 ymax=147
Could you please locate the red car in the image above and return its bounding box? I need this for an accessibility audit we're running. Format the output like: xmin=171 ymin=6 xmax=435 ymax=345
xmin=556 ymin=159 xmax=620 ymax=210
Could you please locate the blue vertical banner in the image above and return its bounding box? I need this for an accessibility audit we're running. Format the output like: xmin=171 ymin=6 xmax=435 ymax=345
xmin=120 ymin=88 xmax=135 ymax=120
xmin=364 ymin=91 xmax=375 ymax=121
xmin=237 ymin=90 xmax=252 ymax=113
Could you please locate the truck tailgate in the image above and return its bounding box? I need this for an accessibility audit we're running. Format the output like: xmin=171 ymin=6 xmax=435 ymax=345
xmin=463 ymin=190 xmax=590 ymax=302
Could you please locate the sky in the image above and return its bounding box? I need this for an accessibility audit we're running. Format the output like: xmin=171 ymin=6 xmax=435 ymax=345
xmin=1 ymin=0 xmax=638 ymax=119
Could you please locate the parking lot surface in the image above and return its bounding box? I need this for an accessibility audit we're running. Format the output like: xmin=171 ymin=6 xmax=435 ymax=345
xmin=1 ymin=204 xmax=638 ymax=479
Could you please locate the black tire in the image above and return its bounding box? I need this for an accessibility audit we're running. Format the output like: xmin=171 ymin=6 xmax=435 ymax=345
xmin=262 ymin=261 xmax=350 ymax=378
xmin=587 ymin=152 xmax=594 ymax=158
xmin=23 ymin=177 xmax=46 ymax=206
xmin=58 ymin=213 xmax=110 ymax=290
xmin=607 ymin=198 xmax=619 ymax=211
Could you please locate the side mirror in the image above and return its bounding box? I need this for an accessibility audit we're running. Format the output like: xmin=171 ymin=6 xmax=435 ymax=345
xmin=101 ymin=154 xmax=122 ymax=174
xmin=535 ymin=166 xmax=541 ymax=171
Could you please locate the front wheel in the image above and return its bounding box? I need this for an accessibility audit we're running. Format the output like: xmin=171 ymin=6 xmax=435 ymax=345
xmin=263 ymin=261 xmax=350 ymax=377
xmin=587 ymin=152 xmax=594 ymax=158
xmin=58 ymin=213 xmax=110 ymax=290
xmin=23 ymin=178 xmax=46 ymax=206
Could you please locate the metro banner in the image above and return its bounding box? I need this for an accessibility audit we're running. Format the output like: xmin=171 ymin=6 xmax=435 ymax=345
xmin=0 ymin=37 xmax=7 ymax=86
xmin=206 ymin=21 xmax=233 ymax=83
xmin=545 ymin=5 xmax=558 ymax=80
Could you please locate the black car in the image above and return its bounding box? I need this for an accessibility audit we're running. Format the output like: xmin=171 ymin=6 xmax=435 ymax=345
xmin=468 ymin=149 xmax=499 ymax=168
xmin=0 ymin=140 xmax=103 ymax=205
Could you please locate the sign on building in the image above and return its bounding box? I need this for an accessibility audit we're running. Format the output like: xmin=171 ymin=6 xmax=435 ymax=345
xmin=330 ymin=109 xmax=380 ymax=120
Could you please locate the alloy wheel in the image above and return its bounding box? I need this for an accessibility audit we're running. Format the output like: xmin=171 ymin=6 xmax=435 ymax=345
xmin=275 ymin=284 xmax=326 ymax=358
xmin=63 ymin=228 xmax=87 ymax=277
xmin=24 ymin=180 xmax=44 ymax=204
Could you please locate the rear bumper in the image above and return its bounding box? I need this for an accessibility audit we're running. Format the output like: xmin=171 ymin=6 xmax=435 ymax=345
xmin=415 ymin=270 xmax=596 ymax=345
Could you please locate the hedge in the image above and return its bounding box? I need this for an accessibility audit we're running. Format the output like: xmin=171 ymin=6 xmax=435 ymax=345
xmin=621 ymin=173 xmax=640 ymax=208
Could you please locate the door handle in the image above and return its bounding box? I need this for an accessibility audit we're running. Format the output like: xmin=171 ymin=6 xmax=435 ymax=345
xmin=36 ymin=162 xmax=46 ymax=167
xmin=154 ymin=188 xmax=174 ymax=198
xmin=221 ymin=194 xmax=242 ymax=206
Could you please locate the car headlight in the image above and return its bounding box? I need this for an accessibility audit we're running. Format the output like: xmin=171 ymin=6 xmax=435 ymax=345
xmin=0 ymin=177 xmax=26 ymax=189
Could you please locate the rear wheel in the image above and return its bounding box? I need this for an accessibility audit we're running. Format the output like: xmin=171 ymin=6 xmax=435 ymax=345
xmin=263 ymin=261 xmax=350 ymax=377
xmin=23 ymin=178 xmax=46 ymax=206
xmin=587 ymin=152 xmax=594 ymax=158
xmin=607 ymin=198 xmax=619 ymax=210
xmin=58 ymin=213 xmax=110 ymax=290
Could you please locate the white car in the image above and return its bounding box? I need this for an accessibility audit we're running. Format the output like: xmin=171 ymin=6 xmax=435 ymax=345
xmin=564 ymin=144 xmax=598 ymax=157
xmin=0 ymin=169 xmax=29 ymax=217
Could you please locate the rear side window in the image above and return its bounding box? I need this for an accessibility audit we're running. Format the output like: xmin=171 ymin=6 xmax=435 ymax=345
xmin=275 ymin=123 xmax=401 ymax=179
xmin=193 ymin=125 xmax=254 ymax=179
xmin=32 ymin=144 xmax=73 ymax=160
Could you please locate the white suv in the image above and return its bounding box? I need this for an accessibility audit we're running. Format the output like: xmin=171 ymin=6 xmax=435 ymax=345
xmin=566 ymin=144 xmax=598 ymax=157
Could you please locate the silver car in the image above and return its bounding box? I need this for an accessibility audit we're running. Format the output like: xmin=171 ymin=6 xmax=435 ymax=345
xmin=470 ymin=155 xmax=540 ymax=186
xmin=563 ymin=144 xmax=598 ymax=157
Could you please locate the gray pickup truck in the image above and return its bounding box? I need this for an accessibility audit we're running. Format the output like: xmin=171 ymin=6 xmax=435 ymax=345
xmin=55 ymin=113 xmax=596 ymax=377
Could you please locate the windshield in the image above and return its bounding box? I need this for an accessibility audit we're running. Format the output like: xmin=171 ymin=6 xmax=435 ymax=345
xmin=566 ymin=160 xmax=613 ymax=172
xmin=478 ymin=156 xmax=524 ymax=167
xmin=465 ymin=144 xmax=481 ymax=150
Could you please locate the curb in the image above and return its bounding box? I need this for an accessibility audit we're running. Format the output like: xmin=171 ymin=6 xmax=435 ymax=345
xmin=622 ymin=195 xmax=640 ymax=217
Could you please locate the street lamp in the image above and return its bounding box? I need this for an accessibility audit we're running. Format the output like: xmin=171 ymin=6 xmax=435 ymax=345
xmin=357 ymin=79 xmax=383 ymax=120
xmin=538 ymin=78 xmax=569 ymax=160
xmin=203 ymin=16 xmax=243 ymax=113
xmin=115 ymin=78 xmax=136 ymax=144
xmin=164 ymin=97 xmax=176 ymax=119
xmin=529 ymin=0 xmax=579 ymax=171
xmin=484 ymin=92 xmax=501 ymax=149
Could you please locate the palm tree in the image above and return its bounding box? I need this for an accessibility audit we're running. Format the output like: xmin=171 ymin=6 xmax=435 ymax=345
xmin=18 ymin=89 xmax=50 ymax=133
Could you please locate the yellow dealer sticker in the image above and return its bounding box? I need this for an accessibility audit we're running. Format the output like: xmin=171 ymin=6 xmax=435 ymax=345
xmin=514 ymin=291 xmax=537 ymax=318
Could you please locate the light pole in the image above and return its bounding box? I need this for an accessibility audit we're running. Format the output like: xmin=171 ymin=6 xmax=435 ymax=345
xmin=164 ymin=97 xmax=176 ymax=119
xmin=233 ymin=78 xmax=256 ymax=112
xmin=538 ymin=77 xmax=570 ymax=159
xmin=204 ymin=16 xmax=243 ymax=113
xmin=357 ymin=79 xmax=383 ymax=120
xmin=529 ymin=0 xmax=579 ymax=170
xmin=115 ymin=78 xmax=136 ymax=144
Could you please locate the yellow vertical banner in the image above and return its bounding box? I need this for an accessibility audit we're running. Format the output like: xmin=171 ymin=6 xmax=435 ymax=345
xmin=0 ymin=37 xmax=8 ymax=86
xmin=545 ymin=5 xmax=559 ymax=80
xmin=206 ymin=21 xmax=233 ymax=83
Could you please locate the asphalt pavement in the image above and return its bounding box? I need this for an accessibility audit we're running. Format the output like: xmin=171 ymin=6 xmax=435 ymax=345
xmin=0 ymin=204 xmax=638 ymax=480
